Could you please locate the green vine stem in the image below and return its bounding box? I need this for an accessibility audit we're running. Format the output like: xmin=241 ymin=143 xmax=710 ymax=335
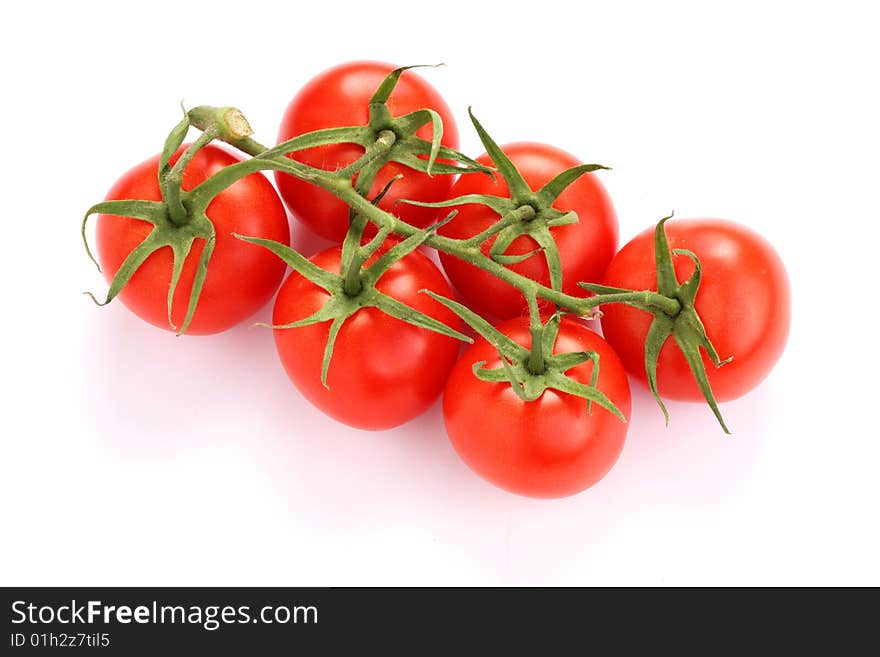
xmin=83 ymin=68 xmax=734 ymax=431
xmin=188 ymin=132 xmax=678 ymax=321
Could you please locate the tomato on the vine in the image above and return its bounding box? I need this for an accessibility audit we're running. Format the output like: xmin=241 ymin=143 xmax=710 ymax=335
xmin=600 ymin=218 xmax=790 ymax=402
xmin=443 ymin=316 xmax=631 ymax=498
xmin=96 ymin=145 xmax=290 ymax=335
xmin=438 ymin=142 xmax=618 ymax=320
xmin=275 ymin=61 xmax=460 ymax=241
xmin=272 ymin=244 xmax=463 ymax=430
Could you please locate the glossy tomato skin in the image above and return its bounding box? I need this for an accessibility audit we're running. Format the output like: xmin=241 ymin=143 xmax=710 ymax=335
xmin=438 ymin=142 xmax=618 ymax=319
xmin=96 ymin=145 xmax=290 ymax=335
xmin=443 ymin=317 xmax=631 ymax=498
xmin=275 ymin=61 xmax=460 ymax=241
xmin=600 ymin=219 xmax=790 ymax=402
xmin=273 ymin=246 xmax=463 ymax=430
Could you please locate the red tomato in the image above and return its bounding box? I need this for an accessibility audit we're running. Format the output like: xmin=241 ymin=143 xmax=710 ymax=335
xmin=439 ymin=142 xmax=618 ymax=319
xmin=275 ymin=61 xmax=460 ymax=241
xmin=600 ymin=219 xmax=790 ymax=401
xmin=97 ymin=145 xmax=290 ymax=335
xmin=272 ymin=245 xmax=463 ymax=430
xmin=443 ymin=317 xmax=631 ymax=498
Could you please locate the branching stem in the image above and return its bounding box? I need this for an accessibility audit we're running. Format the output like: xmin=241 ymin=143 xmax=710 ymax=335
xmin=164 ymin=126 xmax=219 ymax=226
xmin=189 ymin=138 xmax=678 ymax=318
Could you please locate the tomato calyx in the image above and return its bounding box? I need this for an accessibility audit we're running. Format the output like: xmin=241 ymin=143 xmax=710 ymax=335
xmin=401 ymin=108 xmax=608 ymax=286
xmin=581 ymin=215 xmax=734 ymax=433
xmin=82 ymin=110 xmax=225 ymax=335
xmin=424 ymin=291 xmax=625 ymax=420
xmin=362 ymin=66 xmax=455 ymax=177
xmin=236 ymin=219 xmax=471 ymax=388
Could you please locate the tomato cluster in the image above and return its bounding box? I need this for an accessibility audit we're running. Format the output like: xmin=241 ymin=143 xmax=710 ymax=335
xmin=86 ymin=61 xmax=791 ymax=499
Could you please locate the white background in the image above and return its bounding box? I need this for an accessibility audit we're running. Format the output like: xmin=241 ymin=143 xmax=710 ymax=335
xmin=2 ymin=0 xmax=878 ymax=586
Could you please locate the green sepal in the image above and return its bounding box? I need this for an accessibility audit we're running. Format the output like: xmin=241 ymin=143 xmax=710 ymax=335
xmin=262 ymin=126 xmax=372 ymax=159
xmin=234 ymin=234 xmax=340 ymax=292
xmin=357 ymin=226 xmax=394 ymax=264
xmin=490 ymin=248 xmax=545 ymax=266
xmin=544 ymin=210 xmax=580 ymax=228
xmin=673 ymin=249 xmax=703 ymax=303
xmin=653 ymin=214 xmax=679 ymax=296
xmin=177 ymin=222 xmax=215 ymax=335
xmin=84 ymin=230 xmax=163 ymax=307
xmin=257 ymin=303 xmax=340 ymax=331
xmin=672 ymin=328 xmax=728 ymax=432
xmin=546 ymin=368 xmax=624 ymax=421
xmin=471 ymin=359 xmax=506 ymax=383
xmin=392 ymin=109 xmax=443 ymax=174
xmin=643 ymin=314 xmax=675 ymax=425
xmin=471 ymin=356 xmax=528 ymax=401
xmin=422 ymin=290 xmax=529 ymax=363
xmin=463 ymin=210 xmax=523 ymax=247
xmin=489 ymin=225 xmax=544 ymax=265
xmin=372 ymin=291 xmax=471 ymax=343
xmin=370 ymin=65 xmax=440 ymax=105
xmin=391 ymin=149 xmax=487 ymax=176
xmin=397 ymin=137 xmax=492 ymax=176
xmin=397 ymin=193 xmax=513 ymax=217
xmin=166 ymin=238 xmax=195 ymax=329
xmin=535 ymin=163 xmax=609 ymax=206
xmin=321 ymin=316 xmax=348 ymax=388
xmin=468 ymin=108 xmax=531 ymax=199
xmin=552 ymin=351 xmax=596 ymax=371
xmin=499 ymin=356 xmax=531 ymax=401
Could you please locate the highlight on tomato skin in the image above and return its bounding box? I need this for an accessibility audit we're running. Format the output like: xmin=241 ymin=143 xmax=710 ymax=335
xmin=95 ymin=145 xmax=290 ymax=335
xmin=275 ymin=60 xmax=461 ymax=242
xmin=438 ymin=142 xmax=618 ymax=320
xmin=442 ymin=316 xmax=632 ymax=498
xmin=599 ymin=218 xmax=791 ymax=402
xmin=271 ymin=244 xmax=464 ymax=431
